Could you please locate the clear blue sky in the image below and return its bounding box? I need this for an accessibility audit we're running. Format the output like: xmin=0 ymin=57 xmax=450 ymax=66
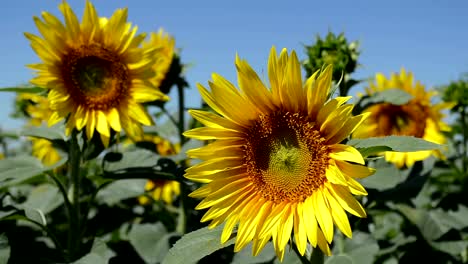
xmin=1 ymin=0 xmax=467 ymax=130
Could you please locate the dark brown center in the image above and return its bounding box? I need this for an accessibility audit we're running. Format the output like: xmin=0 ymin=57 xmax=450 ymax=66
xmin=243 ymin=111 xmax=329 ymax=203
xmin=61 ymin=44 xmax=130 ymax=110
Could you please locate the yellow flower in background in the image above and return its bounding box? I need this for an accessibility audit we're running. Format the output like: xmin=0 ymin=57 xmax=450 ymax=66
xmin=132 ymin=134 xmax=181 ymax=205
xmin=142 ymin=29 xmax=175 ymax=90
xmin=31 ymin=138 xmax=62 ymax=166
xmin=353 ymin=68 xmax=452 ymax=168
xmin=138 ymin=179 xmax=180 ymax=205
xmin=17 ymin=93 xmax=51 ymax=126
xmin=184 ymin=47 xmax=374 ymax=260
xmin=25 ymin=1 xmax=168 ymax=146
xmin=16 ymin=93 xmax=63 ymax=166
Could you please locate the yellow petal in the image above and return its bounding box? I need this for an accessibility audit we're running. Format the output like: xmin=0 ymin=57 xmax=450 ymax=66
xmin=329 ymin=144 xmax=365 ymax=165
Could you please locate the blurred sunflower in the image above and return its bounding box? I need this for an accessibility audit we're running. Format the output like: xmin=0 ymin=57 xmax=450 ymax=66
xmin=353 ymin=68 xmax=452 ymax=168
xmin=142 ymin=29 xmax=175 ymax=91
xmin=184 ymin=47 xmax=374 ymax=260
xmin=31 ymin=138 xmax=62 ymax=166
xmin=133 ymin=134 xmax=181 ymax=205
xmin=17 ymin=93 xmax=63 ymax=167
xmin=25 ymin=1 xmax=168 ymax=146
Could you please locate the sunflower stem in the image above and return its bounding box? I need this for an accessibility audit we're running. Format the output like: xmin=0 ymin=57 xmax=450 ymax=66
xmin=176 ymin=81 xmax=188 ymax=234
xmin=310 ymin=247 xmax=325 ymax=264
xmin=67 ymin=129 xmax=82 ymax=261
xmin=461 ymin=107 xmax=467 ymax=176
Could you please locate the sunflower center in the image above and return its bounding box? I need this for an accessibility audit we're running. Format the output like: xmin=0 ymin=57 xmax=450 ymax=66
xmin=61 ymin=44 xmax=130 ymax=110
xmin=243 ymin=111 xmax=329 ymax=203
xmin=374 ymin=103 xmax=428 ymax=137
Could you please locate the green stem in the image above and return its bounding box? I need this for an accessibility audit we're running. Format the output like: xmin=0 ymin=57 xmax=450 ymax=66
xmin=47 ymin=172 xmax=72 ymax=223
xmin=177 ymin=82 xmax=186 ymax=145
xmin=161 ymin=107 xmax=179 ymax=129
xmin=67 ymin=129 xmax=82 ymax=261
xmin=310 ymin=247 xmax=325 ymax=264
xmin=175 ymin=82 xmax=188 ymax=234
xmin=461 ymin=107 xmax=467 ymax=176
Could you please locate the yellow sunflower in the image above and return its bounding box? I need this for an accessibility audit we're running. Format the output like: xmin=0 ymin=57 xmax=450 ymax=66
xmin=142 ymin=29 xmax=175 ymax=90
xmin=16 ymin=93 xmax=63 ymax=166
xmin=25 ymin=1 xmax=168 ymax=146
xmin=353 ymin=68 xmax=452 ymax=168
xmin=31 ymin=138 xmax=62 ymax=166
xmin=17 ymin=92 xmax=51 ymax=126
xmin=133 ymin=134 xmax=181 ymax=205
xmin=183 ymin=47 xmax=374 ymax=260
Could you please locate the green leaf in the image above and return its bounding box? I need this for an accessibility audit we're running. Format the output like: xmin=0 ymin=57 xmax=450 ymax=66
xmin=361 ymin=88 xmax=413 ymax=106
xmin=72 ymin=238 xmax=115 ymax=264
xmin=0 ymin=156 xmax=45 ymax=189
xmin=360 ymin=165 xmax=405 ymax=191
xmin=430 ymin=241 xmax=468 ymax=256
xmin=348 ymin=136 xmax=441 ymax=152
xmin=273 ymin=246 xmax=301 ymax=264
xmin=0 ymin=234 xmax=10 ymax=263
xmin=338 ymin=232 xmax=379 ymax=264
xmin=23 ymin=207 xmax=47 ymax=226
xmin=20 ymin=184 xmax=64 ymax=215
xmin=129 ymin=223 xmax=175 ymax=263
xmin=325 ymin=255 xmax=353 ymax=264
xmin=394 ymin=204 xmax=461 ymax=241
xmin=232 ymin=242 xmax=275 ymax=264
xmin=357 ymin=146 xmax=392 ymax=158
xmin=103 ymin=149 xmax=157 ymax=171
xmin=162 ymin=225 xmax=235 ymax=264
xmin=0 ymin=86 xmax=45 ymax=93
xmin=96 ymin=179 xmax=147 ymax=205
xmin=20 ymin=123 xmax=67 ymax=141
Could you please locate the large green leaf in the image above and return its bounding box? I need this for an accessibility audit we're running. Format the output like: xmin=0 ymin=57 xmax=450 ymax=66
xmin=0 ymin=156 xmax=46 ymax=189
xmin=325 ymin=255 xmax=353 ymax=264
xmin=103 ymin=149 xmax=158 ymax=171
xmin=332 ymin=231 xmax=379 ymax=264
xmin=20 ymin=124 xmax=67 ymax=141
xmin=360 ymin=165 xmax=405 ymax=191
xmin=20 ymin=184 xmax=64 ymax=215
xmin=360 ymin=88 xmax=413 ymax=106
xmin=162 ymin=225 xmax=235 ymax=264
xmin=0 ymin=234 xmax=10 ymax=263
xmin=96 ymin=179 xmax=147 ymax=205
xmin=349 ymin=136 xmax=441 ymax=152
xmin=72 ymin=238 xmax=115 ymax=264
xmin=129 ymin=223 xmax=175 ymax=263
xmin=394 ymin=204 xmax=468 ymax=242
xmin=232 ymin=242 xmax=275 ymax=264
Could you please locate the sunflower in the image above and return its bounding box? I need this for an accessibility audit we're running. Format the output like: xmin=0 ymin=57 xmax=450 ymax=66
xmin=17 ymin=92 xmax=51 ymax=126
xmin=133 ymin=134 xmax=181 ymax=205
xmin=31 ymin=138 xmax=62 ymax=166
xmin=25 ymin=1 xmax=168 ymax=146
xmin=183 ymin=47 xmax=374 ymax=260
xmin=16 ymin=93 xmax=63 ymax=166
xmin=138 ymin=179 xmax=181 ymax=205
xmin=353 ymin=68 xmax=452 ymax=168
xmin=142 ymin=29 xmax=175 ymax=91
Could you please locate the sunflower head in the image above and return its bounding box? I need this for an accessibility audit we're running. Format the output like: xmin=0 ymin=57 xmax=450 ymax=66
xmin=31 ymin=137 xmax=62 ymax=166
xmin=184 ymin=47 xmax=374 ymax=260
xmin=353 ymin=68 xmax=453 ymax=168
xmin=138 ymin=179 xmax=180 ymax=205
xmin=25 ymin=0 xmax=168 ymax=146
xmin=142 ymin=29 xmax=176 ymax=93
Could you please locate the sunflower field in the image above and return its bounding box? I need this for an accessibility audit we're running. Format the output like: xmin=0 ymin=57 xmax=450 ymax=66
xmin=0 ymin=1 xmax=467 ymax=264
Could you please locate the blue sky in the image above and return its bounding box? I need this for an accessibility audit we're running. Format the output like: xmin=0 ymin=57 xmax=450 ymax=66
xmin=1 ymin=0 xmax=467 ymax=130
